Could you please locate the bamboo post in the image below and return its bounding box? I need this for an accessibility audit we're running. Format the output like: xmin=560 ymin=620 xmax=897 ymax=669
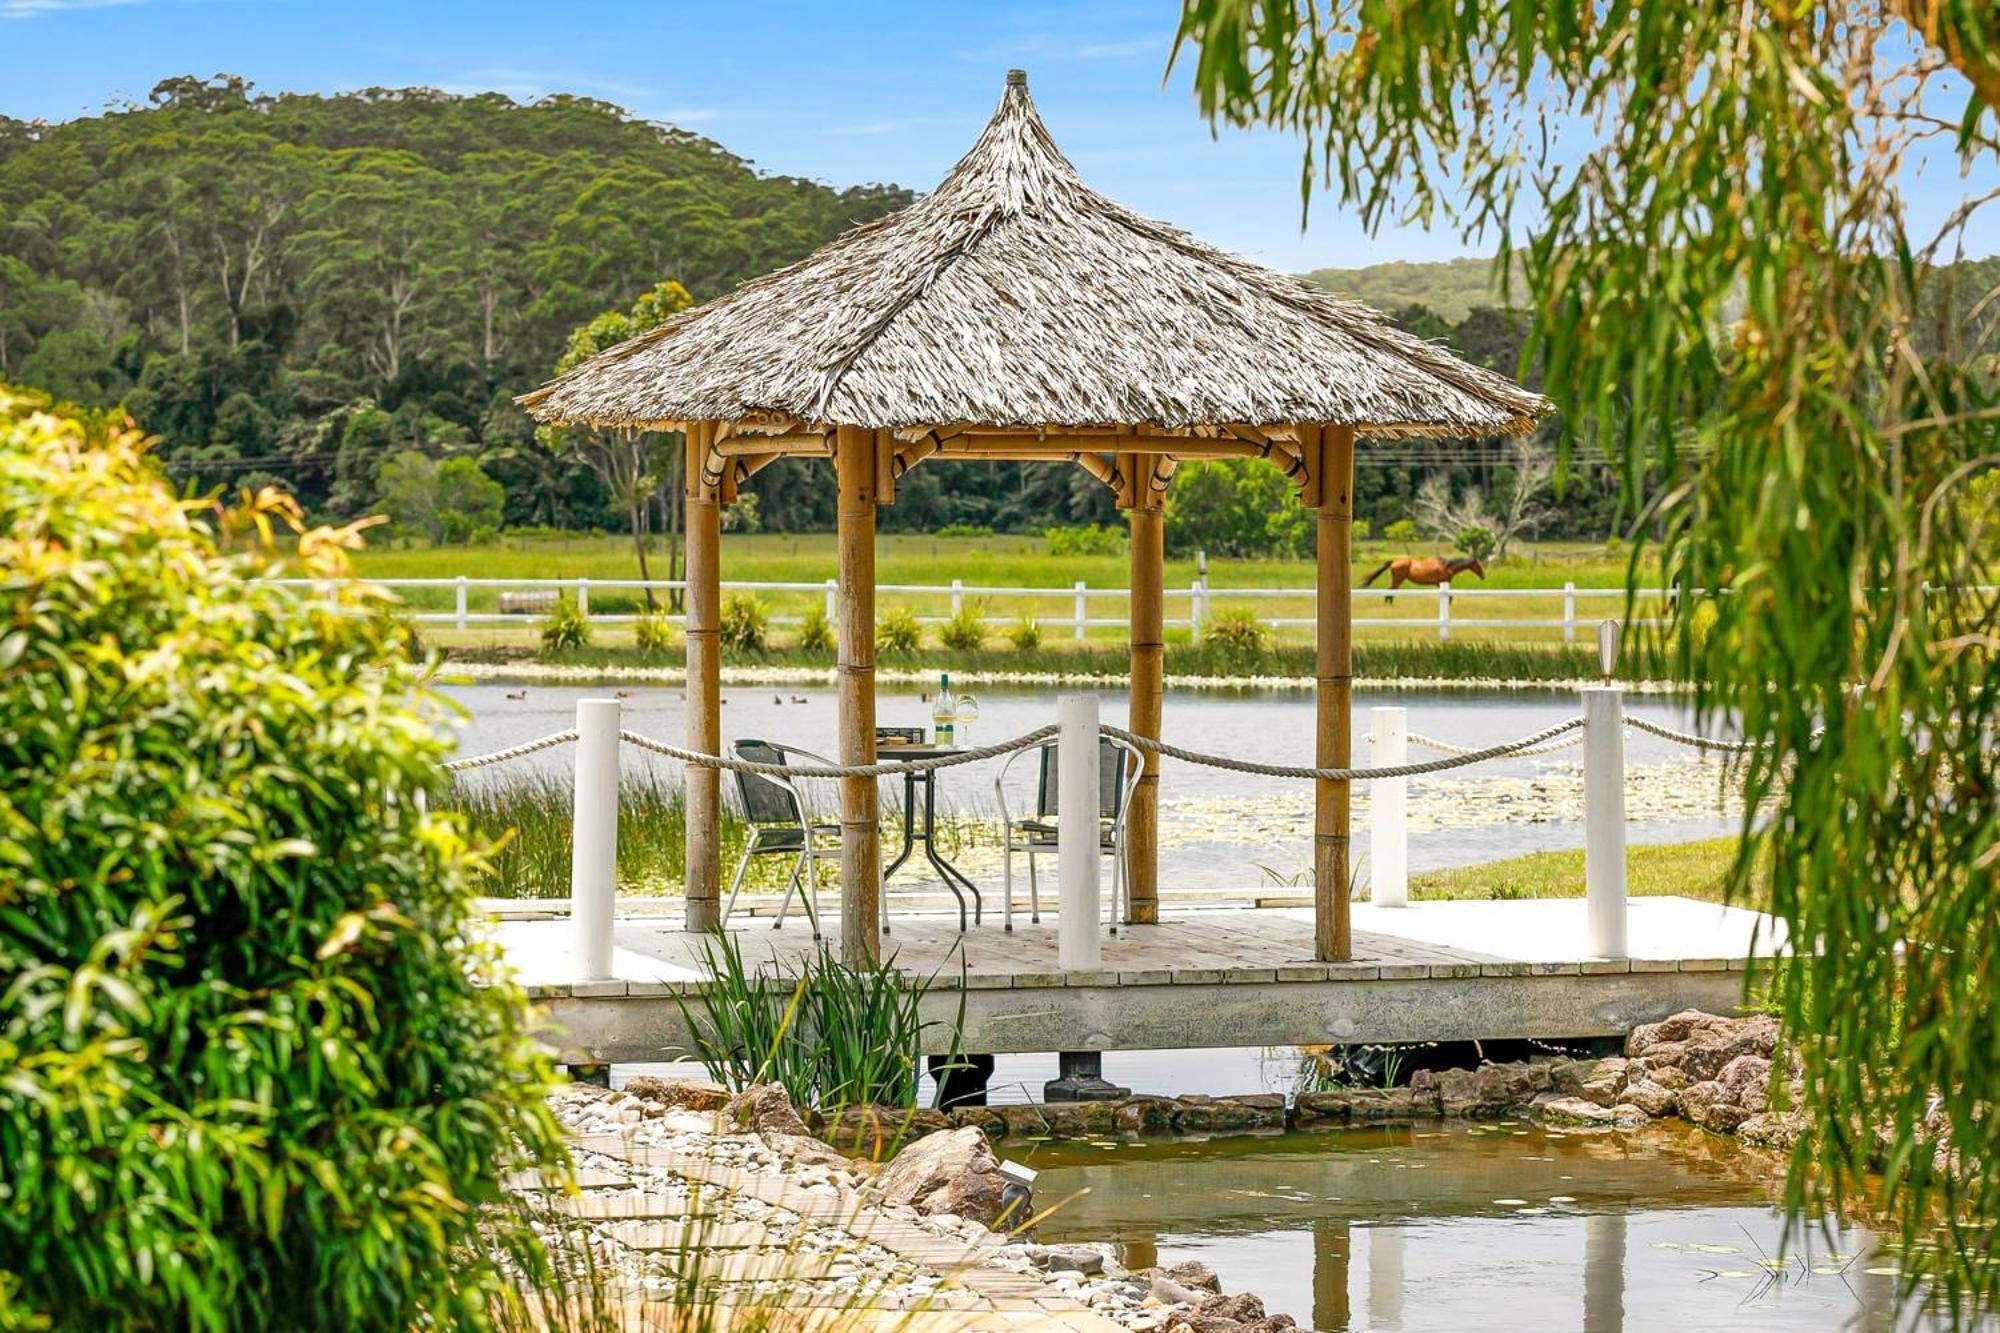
xmin=683 ymin=423 xmax=723 ymax=933
xmin=836 ymin=426 xmax=882 ymax=964
xmin=1125 ymin=453 xmax=1163 ymax=925
xmin=1313 ymin=424 xmax=1355 ymax=962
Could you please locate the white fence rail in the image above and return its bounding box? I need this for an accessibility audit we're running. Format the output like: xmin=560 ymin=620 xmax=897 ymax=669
xmin=266 ymin=575 xmax=1655 ymax=642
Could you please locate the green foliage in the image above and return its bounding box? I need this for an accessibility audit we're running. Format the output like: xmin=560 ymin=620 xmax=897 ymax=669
xmin=937 ymin=603 xmax=989 ymax=653
xmin=876 ymin=606 xmax=924 ymax=653
xmin=1176 ymin=1 xmax=2000 ymax=1311
xmin=795 ymin=604 xmax=835 ymax=654
xmin=1300 ymin=256 xmax=1524 ymax=323
xmin=539 ymin=594 xmax=591 ymax=652
xmin=679 ymin=932 xmax=963 ymax=1114
xmin=633 ymin=610 xmax=675 ymax=656
xmin=0 ymin=394 xmax=563 ymax=1328
xmin=1164 ymin=458 xmax=1313 ymax=557
xmin=375 ymin=450 xmax=504 ymax=544
xmin=1455 ymin=525 xmax=1496 ymax=562
xmin=1044 ymin=523 xmax=1123 ymax=556
xmin=1382 ymin=519 xmax=1419 ymax=544
xmin=1005 ymin=616 xmax=1043 ymax=652
xmin=936 ymin=522 xmax=996 ymax=538
xmin=719 ymin=593 xmax=769 ymax=653
xmin=1203 ymin=606 xmax=1270 ymax=655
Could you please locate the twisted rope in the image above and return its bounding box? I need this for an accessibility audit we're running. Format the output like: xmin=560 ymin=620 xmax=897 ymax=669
xmin=1622 ymin=716 xmax=1765 ymax=754
xmin=1397 ymin=730 xmax=1586 ymax=758
xmin=1100 ymin=717 xmax=1588 ymax=781
xmin=616 ymin=725 xmax=1059 ymax=778
xmin=443 ymin=729 xmax=579 ymax=772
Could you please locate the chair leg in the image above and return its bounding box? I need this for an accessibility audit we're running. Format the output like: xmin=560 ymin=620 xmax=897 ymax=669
xmin=721 ymin=840 xmax=756 ymax=928
xmin=1108 ymin=845 xmax=1122 ymax=936
xmin=772 ymin=850 xmax=807 ymax=929
xmin=1002 ymin=838 xmax=1014 ymax=932
xmin=799 ymin=848 xmax=823 ymax=940
xmin=1027 ymin=850 xmax=1041 ymax=924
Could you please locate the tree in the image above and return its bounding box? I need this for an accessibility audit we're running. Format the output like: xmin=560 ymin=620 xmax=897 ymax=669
xmin=1176 ymin=0 xmax=2000 ymax=1311
xmin=374 ymin=449 xmax=440 ymax=541
xmin=1163 ymin=457 xmax=1314 ymax=557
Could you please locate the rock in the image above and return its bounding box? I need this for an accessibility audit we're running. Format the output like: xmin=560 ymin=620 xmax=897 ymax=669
xmin=874 ymin=1127 xmax=1007 ymax=1226
xmin=1629 ymin=1042 xmax=1689 ymax=1076
xmin=1608 ymin=1103 xmax=1652 ymax=1127
xmin=767 ymin=1132 xmax=852 ymax=1170
xmin=1717 ymin=1054 xmax=1773 ymax=1114
xmin=1646 ymin=1065 xmax=1689 ymax=1091
xmin=1023 ymin=1243 xmax=1105 ymax=1276
xmin=1114 ymin=1097 xmax=1179 ymax=1134
xmin=1159 ymin=1260 xmax=1222 ymax=1294
xmin=621 ymin=1075 xmax=728 ymax=1111
xmin=1578 ymin=1058 xmax=1630 ymax=1108
xmin=721 ymin=1082 xmax=809 ymax=1139
xmin=1173 ymin=1094 xmax=1285 ymax=1132
xmin=1199 ymin=1291 xmax=1266 ymax=1323
xmin=1679 ymin=1080 xmax=1752 ymax=1133
xmin=1738 ymin=1111 xmax=1807 ymax=1150
xmin=1245 ymin=1317 xmax=1299 ymax=1333
xmin=1419 ymin=1062 xmax=1553 ymax=1118
xmin=1165 ymin=1317 xmax=1250 ymax=1333
xmin=1679 ymin=1015 xmax=1781 ymax=1084
xmin=1537 ymin=1095 xmax=1617 ymax=1127
xmin=1622 ymin=1079 xmax=1678 ymax=1117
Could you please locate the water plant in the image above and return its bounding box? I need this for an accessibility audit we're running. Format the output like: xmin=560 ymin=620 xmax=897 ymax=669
xmin=541 ymin=593 xmax=592 ymax=651
xmin=678 ymin=931 xmax=964 ymax=1114
xmin=0 ymin=395 xmax=565 ymax=1327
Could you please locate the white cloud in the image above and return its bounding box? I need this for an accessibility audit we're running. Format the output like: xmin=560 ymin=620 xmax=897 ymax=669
xmin=2 ymin=0 xmax=147 ymax=17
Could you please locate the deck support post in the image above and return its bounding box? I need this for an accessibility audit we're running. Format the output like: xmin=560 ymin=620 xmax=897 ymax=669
xmin=1369 ymin=706 xmax=1408 ymax=908
xmin=836 ymin=426 xmax=882 ymax=964
xmin=571 ymin=697 xmax=621 ymax=979
xmin=1044 ymin=1050 xmax=1129 ymax=1103
xmin=1313 ymin=425 xmax=1356 ymax=962
xmin=1582 ymin=683 xmax=1629 ymax=958
xmin=683 ymin=422 xmax=722 ymax=933
xmin=1125 ymin=458 xmax=1163 ymax=925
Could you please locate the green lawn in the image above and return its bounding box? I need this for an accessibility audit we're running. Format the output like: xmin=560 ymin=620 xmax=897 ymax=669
xmin=1407 ymin=836 xmax=1761 ymax=907
xmin=350 ymin=532 xmax=1662 ymax=656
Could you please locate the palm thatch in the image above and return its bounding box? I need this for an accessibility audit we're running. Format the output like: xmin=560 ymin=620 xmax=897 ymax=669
xmin=519 ymin=71 xmax=1547 ymax=439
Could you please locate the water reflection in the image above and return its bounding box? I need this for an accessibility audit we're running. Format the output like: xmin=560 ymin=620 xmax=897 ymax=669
xmin=1023 ymin=1124 xmax=1977 ymax=1332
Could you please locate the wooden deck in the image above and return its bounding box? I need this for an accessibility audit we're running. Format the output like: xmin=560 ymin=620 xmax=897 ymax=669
xmin=498 ymin=897 xmax=1783 ymax=1064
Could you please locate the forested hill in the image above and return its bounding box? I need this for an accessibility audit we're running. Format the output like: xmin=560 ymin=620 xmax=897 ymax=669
xmin=1300 ymin=257 xmax=1521 ymax=323
xmin=0 ymin=74 xmax=912 ymax=520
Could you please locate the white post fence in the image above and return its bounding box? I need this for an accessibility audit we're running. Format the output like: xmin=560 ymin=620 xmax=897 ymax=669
xmin=1056 ymin=693 xmax=1103 ymax=970
xmin=1581 ymin=684 xmax=1629 ymax=958
xmin=1436 ymin=580 xmax=1452 ymax=641
xmin=1072 ymin=581 xmax=1088 ymax=642
xmin=1369 ymin=707 xmax=1409 ymax=907
xmin=571 ymin=698 xmax=622 ymax=980
xmin=1562 ymin=581 xmax=1577 ymax=644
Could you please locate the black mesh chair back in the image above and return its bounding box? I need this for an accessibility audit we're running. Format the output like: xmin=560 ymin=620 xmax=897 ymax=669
xmin=732 ymin=739 xmax=798 ymax=826
xmin=1034 ymin=738 xmax=1130 ymax=821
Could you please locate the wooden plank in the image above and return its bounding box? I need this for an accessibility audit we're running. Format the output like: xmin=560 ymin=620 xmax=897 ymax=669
xmin=835 ymin=426 xmax=882 ymax=964
xmin=684 ymin=422 xmax=723 ymax=932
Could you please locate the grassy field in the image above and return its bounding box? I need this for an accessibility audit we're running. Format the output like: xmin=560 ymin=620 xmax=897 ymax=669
xmin=351 ymin=532 xmax=1663 ymax=662
xmin=1407 ymin=836 xmax=1761 ymax=907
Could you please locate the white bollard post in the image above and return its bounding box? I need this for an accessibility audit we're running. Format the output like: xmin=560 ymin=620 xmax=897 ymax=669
xmin=1369 ymin=707 xmax=1409 ymax=907
xmin=1581 ymin=684 xmax=1629 ymax=958
xmin=1437 ymin=581 xmax=1451 ymax=642
xmin=1073 ymin=581 xmax=1088 ymax=642
xmin=571 ymin=698 xmax=622 ymax=981
xmin=1056 ymin=693 xmax=1102 ymax=970
xmin=455 ymin=575 xmax=468 ymax=631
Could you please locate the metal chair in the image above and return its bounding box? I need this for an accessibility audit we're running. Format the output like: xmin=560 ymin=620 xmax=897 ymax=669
xmin=721 ymin=739 xmax=840 ymax=938
xmin=994 ymin=734 xmax=1143 ymax=932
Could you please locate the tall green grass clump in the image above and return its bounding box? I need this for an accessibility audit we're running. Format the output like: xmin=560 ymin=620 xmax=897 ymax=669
xmin=0 ymin=395 xmax=565 ymax=1330
xmin=796 ymin=603 xmax=835 ymax=653
xmin=680 ymin=933 xmax=962 ymax=1113
xmin=540 ymin=593 xmax=591 ymax=651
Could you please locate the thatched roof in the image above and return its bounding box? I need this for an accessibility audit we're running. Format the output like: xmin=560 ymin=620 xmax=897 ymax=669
xmin=519 ymin=71 xmax=1547 ymax=439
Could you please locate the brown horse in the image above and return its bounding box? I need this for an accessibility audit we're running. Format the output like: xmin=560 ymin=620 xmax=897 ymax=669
xmin=1361 ymin=555 xmax=1486 ymax=598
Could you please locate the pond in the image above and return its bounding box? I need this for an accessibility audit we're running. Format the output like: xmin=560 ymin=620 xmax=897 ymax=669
xmin=438 ymin=680 xmax=1743 ymax=885
xmin=1017 ymin=1122 xmax=1954 ymax=1332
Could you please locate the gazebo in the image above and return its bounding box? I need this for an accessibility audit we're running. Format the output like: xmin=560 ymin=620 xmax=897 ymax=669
xmin=520 ymin=70 xmax=1546 ymax=966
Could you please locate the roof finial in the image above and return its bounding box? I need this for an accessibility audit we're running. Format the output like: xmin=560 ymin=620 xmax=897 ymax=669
xmin=1006 ymin=68 xmax=1028 ymax=87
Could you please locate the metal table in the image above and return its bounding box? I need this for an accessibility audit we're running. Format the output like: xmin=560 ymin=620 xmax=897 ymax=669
xmin=879 ymin=744 xmax=982 ymax=930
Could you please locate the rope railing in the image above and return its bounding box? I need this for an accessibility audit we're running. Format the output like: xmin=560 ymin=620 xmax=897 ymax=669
xmin=442 ymin=729 xmax=579 ymax=772
xmin=1621 ymin=715 xmax=1767 ymax=754
xmin=615 ymin=725 xmax=1060 ymax=778
xmin=1099 ymin=717 xmax=1589 ymax=781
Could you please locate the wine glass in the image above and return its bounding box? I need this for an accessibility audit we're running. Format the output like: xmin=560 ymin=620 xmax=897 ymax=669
xmin=956 ymin=693 xmax=980 ymax=747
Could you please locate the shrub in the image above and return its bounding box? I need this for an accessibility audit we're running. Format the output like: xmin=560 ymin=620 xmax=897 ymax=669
xmin=937 ymin=522 xmax=994 ymax=538
xmin=1006 ymin=616 xmax=1043 ymax=651
xmin=633 ymin=609 xmax=675 ymax=655
xmin=1455 ymin=525 xmax=1497 ymax=562
xmin=1045 ymin=523 xmax=1124 ymax=556
xmin=720 ymin=593 xmax=769 ymax=652
xmin=1205 ymin=606 xmax=1270 ymax=654
xmin=877 ymin=606 xmax=924 ymax=652
xmin=796 ymin=604 xmax=835 ymax=653
xmin=539 ymin=593 xmax=591 ymax=651
xmin=1383 ymin=518 xmax=1419 ymax=544
xmin=0 ymin=396 xmax=563 ymax=1327
xmin=938 ymin=602 xmax=989 ymax=652
xmin=1352 ymin=516 xmax=1373 ymax=542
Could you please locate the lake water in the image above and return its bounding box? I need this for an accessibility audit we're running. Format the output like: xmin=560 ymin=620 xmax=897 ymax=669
xmin=438 ymin=680 xmax=1743 ymax=884
xmin=1020 ymin=1123 xmax=1965 ymax=1332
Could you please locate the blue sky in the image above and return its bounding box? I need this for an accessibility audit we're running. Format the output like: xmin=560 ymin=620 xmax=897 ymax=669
xmin=4 ymin=0 xmax=1996 ymax=272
